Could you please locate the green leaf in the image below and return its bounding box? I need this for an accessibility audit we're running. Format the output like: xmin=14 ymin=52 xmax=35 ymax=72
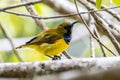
xmin=96 ymin=0 xmax=103 ymax=9
xmin=112 ymin=0 xmax=120 ymax=6
xmin=102 ymin=0 xmax=110 ymax=6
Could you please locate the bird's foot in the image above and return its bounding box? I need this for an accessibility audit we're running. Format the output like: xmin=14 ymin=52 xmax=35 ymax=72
xmin=52 ymin=55 xmax=61 ymax=60
xmin=46 ymin=55 xmax=62 ymax=60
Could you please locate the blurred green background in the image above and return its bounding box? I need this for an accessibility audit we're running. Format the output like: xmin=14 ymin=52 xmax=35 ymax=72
xmin=0 ymin=0 xmax=115 ymax=62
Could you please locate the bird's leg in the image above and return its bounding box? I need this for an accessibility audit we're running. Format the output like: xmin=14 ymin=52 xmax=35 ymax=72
xmin=46 ymin=55 xmax=54 ymax=59
xmin=46 ymin=55 xmax=58 ymax=60
xmin=46 ymin=55 xmax=62 ymax=60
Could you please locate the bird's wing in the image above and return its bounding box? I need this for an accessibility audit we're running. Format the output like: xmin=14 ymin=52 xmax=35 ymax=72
xmin=26 ymin=32 xmax=62 ymax=45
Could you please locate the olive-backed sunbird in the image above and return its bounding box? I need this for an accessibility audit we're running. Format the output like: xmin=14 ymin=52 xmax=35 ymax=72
xmin=16 ymin=21 xmax=79 ymax=58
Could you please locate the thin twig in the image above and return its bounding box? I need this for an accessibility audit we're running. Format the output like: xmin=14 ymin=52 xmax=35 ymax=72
xmin=96 ymin=12 xmax=120 ymax=46
xmin=79 ymin=0 xmax=120 ymax=54
xmin=87 ymin=0 xmax=120 ymax=21
xmin=96 ymin=13 xmax=120 ymax=35
xmin=0 ymin=22 xmax=23 ymax=62
xmin=89 ymin=35 xmax=95 ymax=57
xmin=87 ymin=0 xmax=120 ymax=43
xmin=21 ymin=0 xmax=48 ymax=30
xmin=87 ymin=13 xmax=96 ymax=58
xmin=75 ymin=0 xmax=117 ymax=56
xmin=77 ymin=0 xmax=120 ymax=55
xmin=94 ymin=26 xmax=107 ymax=57
xmin=0 ymin=0 xmax=119 ymax=21
xmin=93 ymin=12 xmax=120 ymax=54
xmin=2 ymin=6 xmax=120 ymax=20
xmin=0 ymin=0 xmax=42 ymax=11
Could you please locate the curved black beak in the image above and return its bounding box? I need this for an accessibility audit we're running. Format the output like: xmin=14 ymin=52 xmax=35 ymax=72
xmin=71 ymin=21 xmax=79 ymax=26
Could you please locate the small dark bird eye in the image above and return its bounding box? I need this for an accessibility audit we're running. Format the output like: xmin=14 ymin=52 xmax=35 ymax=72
xmin=64 ymin=24 xmax=72 ymax=30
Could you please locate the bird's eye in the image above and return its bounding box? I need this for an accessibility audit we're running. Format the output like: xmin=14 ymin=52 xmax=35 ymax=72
xmin=64 ymin=26 xmax=68 ymax=29
xmin=64 ymin=25 xmax=71 ymax=30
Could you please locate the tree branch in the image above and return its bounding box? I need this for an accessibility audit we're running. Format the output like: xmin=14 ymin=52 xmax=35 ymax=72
xmin=94 ymin=27 xmax=107 ymax=57
xmin=0 ymin=0 xmax=42 ymax=11
xmin=87 ymin=0 xmax=120 ymax=21
xmin=75 ymin=0 xmax=117 ymax=56
xmin=0 ymin=23 xmax=23 ymax=62
xmin=21 ymin=0 xmax=48 ymax=30
xmin=43 ymin=0 xmax=89 ymax=22
xmin=1 ymin=5 xmax=119 ymax=20
xmin=77 ymin=0 xmax=120 ymax=55
xmin=0 ymin=57 xmax=120 ymax=78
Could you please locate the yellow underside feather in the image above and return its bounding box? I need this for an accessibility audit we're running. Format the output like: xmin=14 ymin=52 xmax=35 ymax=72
xmin=25 ymin=39 xmax=68 ymax=56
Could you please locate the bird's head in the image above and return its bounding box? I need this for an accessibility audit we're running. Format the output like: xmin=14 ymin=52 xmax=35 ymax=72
xmin=56 ymin=21 xmax=79 ymax=35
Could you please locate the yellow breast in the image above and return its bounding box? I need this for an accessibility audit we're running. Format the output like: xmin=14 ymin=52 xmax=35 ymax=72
xmin=28 ymin=39 xmax=69 ymax=56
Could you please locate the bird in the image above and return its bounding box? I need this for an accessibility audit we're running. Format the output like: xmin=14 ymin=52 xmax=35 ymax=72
xmin=16 ymin=21 xmax=79 ymax=60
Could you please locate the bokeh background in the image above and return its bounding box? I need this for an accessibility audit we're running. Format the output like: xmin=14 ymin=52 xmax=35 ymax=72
xmin=0 ymin=0 xmax=118 ymax=62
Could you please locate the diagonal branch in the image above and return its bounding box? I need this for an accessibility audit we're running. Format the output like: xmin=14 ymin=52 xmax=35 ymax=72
xmin=21 ymin=0 xmax=48 ymax=30
xmin=77 ymin=0 xmax=120 ymax=54
xmin=94 ymin=13 xmax=120 ymax=54
xmin=75 ymin=0 xmax=117 ymax=56
xmin=87 ymin=0 xmax=120 ymax=21
xmin=94 ymin=27 xmax=107 ymax=57
xmin=0 ymin=22 xmax=23 ymax=62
